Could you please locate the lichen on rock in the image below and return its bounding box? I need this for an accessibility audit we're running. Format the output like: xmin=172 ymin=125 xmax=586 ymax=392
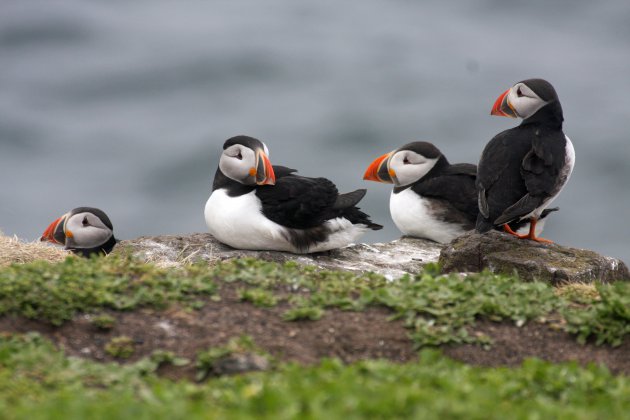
xmin=115 ymin=233 xmax=442 ymax=280
xmin=439 ymin=230 xmax=629 ymax=284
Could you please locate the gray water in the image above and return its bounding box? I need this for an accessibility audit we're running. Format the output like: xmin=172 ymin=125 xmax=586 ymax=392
xmin=2 ymin=0 xmax=629 ymax=263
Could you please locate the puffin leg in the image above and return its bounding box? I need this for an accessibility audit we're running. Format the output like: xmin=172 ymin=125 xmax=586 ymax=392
xmin=503 ymin=219 xmax=553 ymax=243
xmin=524 ymin=218 xmax=553 ymax=243
xmin=503 ymin=223 xmax=529 ymax=239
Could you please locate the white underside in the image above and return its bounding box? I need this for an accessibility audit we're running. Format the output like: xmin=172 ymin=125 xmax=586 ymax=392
xmin=389 ymin=188 xmax=467 ymax=244
xmin=204 ymin=189 xmax=369 ymax=253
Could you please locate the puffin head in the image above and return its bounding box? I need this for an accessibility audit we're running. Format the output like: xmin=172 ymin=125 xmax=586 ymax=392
xmin=219 ymin=135 xmax=276 ymax=186
xmin=491 ymin=78 xmax=560 ymax=120
xmin=41 ymin=207 xmax=115 ymax=255
xmin=363 ymin=142 xmax=443 ymax=187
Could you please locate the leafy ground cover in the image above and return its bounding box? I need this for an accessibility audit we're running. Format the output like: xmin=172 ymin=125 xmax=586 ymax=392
xmin=2 ymin=256 xmax=628 ymax=348
xmin=1 ymin=255 xmax=630 ymax=418
xmin=1 ymin=333 xmax=629 ymax=420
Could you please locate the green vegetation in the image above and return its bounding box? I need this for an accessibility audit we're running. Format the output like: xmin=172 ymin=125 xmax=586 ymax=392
xmin=0 ymin=256 xmax=217 ymax=325
xmin=238 ymin=287 xmax=278 ymax=307
xmin=564 ymin=282 xmax=630 ymax=346
xmin=104 ymin=336 xmax=135 ymax=359
xmin=196 ymin=335 xmax=270 ymax=381
xmin=1 ymin=256 xmax=629 ymax=347
xmin=1 ymin=255 xmax=630 ymax=417
xmin=91 ymin=313 xmax=116 ymax=330
xmin=0 ymin=333 xmax=629 ymax=419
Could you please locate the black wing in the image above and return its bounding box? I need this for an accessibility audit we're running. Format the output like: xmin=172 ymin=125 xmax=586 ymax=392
xmin=411 ymin=164 xmax=478 ymax=225
xmin=256 ymin=174 xmax=340 ymax=229
xmin=257 ymin=172 xmax=381 ymax=230
xmin=476 ymin=127 xmax=536 ymax=230
xmin=493 ymin=129 xmax=567 ymax=225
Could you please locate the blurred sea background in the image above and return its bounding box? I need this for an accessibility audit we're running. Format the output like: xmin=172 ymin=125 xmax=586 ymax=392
xmin=1 ymin=0 xmax=629 ymax=262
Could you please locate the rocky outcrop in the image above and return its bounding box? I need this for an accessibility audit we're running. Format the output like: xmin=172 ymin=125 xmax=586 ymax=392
xmin=439 ymin=230 xmax=629 ymax=284
xmin=115 ymin=233 xmax=442 ymax=280
xmin=115 ymin=231 xmax=629 ymax=284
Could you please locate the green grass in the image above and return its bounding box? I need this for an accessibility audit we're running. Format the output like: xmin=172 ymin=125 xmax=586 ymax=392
xmin=1 ymin=256 xmax=630 ymax=347
xmin=0 ymin=333 xmax=629 ymax=420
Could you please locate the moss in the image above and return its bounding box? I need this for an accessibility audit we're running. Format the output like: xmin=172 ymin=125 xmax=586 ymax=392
xmin=105 ymin=336 xmax=135 ymax=359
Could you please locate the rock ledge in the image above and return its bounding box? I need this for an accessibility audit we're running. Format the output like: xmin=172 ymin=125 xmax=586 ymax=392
xmin=439 ymin=230 xmax=629 ymax=284
xmin=116 ymin=233 xmax=442 ymax=280
xmin=115 ymin=231 xmax=629 ymax=284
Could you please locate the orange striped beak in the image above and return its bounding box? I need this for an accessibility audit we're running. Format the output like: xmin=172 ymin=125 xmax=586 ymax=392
xmin=363 ymin=151 xmax=394 ymax=183
xmin=255 ymin=149 xmax=276 ymax=185
xmin=491 ymin=88 xmax=517 ymax=118
xmin=40 ymin=214 xmax=68 ymax=244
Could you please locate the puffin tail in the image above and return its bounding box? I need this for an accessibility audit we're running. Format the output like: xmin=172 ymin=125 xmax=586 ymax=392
xmin=333 ymin=189 xmax=367 ymax=209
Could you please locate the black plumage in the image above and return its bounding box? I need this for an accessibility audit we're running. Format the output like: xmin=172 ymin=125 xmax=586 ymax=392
xmin=384 ymin=142 xmax=557 ymax=233
xmin=476 ymin=79 xmax=570 ymax=234
xmin=214 ymin=167 xmax=381 ymax=231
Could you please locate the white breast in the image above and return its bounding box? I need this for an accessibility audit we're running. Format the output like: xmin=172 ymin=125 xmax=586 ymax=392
xmin=389 ymin=188 xmax=467 ymax=244
xmin=204 ymin=189 xmax=368 ymax=253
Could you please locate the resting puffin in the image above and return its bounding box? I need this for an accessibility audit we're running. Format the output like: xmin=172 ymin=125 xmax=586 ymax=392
xmin=364 ymin=141 xmax=559 ymax=243
xmin=363 ymin=142 xmax=478 ymax=243
xmin=205 ymin=135 xmax=382 ymax=253
xmin=476 ymin=78 xmax=575 ymax=242
xmin=40 ymin=207 xmax=117 ymax=256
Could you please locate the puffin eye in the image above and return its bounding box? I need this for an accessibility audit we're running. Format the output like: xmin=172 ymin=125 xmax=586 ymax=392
xmin=236 ymin=152 xmax=243 ymax=160
xmin=516 ymin=87 xmax=523 ymax=97
xmin=82 ymin=216 xmax=89 ymax=227
xmin=403 ymin=157 xmax=410 ymax=164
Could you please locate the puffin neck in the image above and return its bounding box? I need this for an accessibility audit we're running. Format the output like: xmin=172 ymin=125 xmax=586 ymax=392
xmin=212 ymin=168 xmax=256 ymax=196
xmin=520 ymin=100 xmax=564 ymax=129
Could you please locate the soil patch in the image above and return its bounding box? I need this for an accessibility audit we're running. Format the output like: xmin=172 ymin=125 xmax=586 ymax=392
xmin=443 ymin=320 xmax=630 ymax=375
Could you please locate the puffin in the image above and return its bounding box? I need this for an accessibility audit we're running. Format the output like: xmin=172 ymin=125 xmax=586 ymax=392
xmin=40 ymin=207 xmax=117 ymax=256
xmin=363 ymin=141 xmax=559 ymax=243
xmin=205 ymin=135 xmax=382 ymax=253
xmin=476 ymin=78 xmax=575 ymax=242
xmin=363 ymin=141 xmax=478 ymax=243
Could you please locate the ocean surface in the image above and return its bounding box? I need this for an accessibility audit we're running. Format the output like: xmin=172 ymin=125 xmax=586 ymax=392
xmin=2 ymin=0 xmax=629 ymax=262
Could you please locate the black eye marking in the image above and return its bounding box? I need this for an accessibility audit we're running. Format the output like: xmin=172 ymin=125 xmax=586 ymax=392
xmin=403 ymin=157 xmax=410 ymax=164
xmin=236 ymin=152 xmax=243 ymax=160
xmin=517 ymin=87 xmax=523 ymax=97
xmin=82 ymin=216 xmax=89 ymax=227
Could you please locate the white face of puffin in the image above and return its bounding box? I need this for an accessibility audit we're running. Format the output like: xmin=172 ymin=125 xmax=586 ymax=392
xmin=363 ymin=145 xmax=440 ymax=188
xmin=219 ymin=142 xmax=274 ymax=186
xmin=64 ymin=211 xmax=113 ymax=249
xmin=496 ymin=82 xmax=548 ymax=120
xmin=387 ymin=150 xmax=439 ymax=187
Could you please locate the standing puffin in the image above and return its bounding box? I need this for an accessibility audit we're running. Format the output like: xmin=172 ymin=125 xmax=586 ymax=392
xmin=364 ymin=142 xmax=478 ymax=243
xmin=476 ymin=78 xmax=575 ymax=242
xmin=40 ymin=207 xmax=117 ymax=256
xmin=205 ymin=135 xmax=382 ymax=253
